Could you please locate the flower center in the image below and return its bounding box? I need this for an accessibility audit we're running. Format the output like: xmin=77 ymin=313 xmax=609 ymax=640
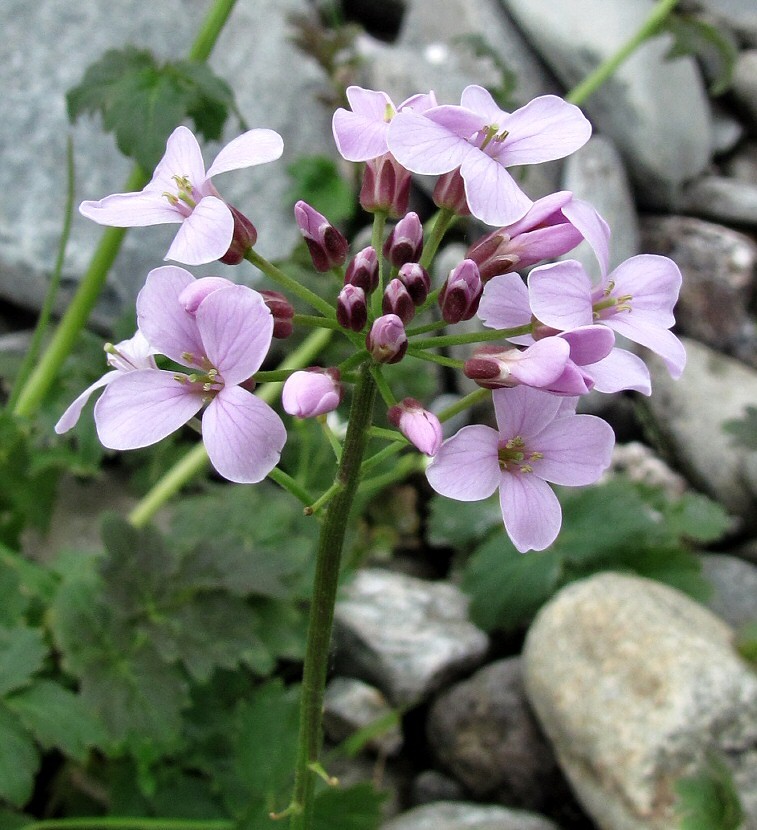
xmin=478 ymin=124 xmax=509 ymax=152
xmin=162 ymin=174 xmax=198 ymax=215
xmin=591 ymin=280 xmax=632 ymax=320
xmin=498 ymin=435 xmax=543 ymax=474
xmin=176 ymin=354 xmax=223 ymax=403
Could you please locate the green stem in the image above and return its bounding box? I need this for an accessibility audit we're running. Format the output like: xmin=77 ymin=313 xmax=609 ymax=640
xmin=361 ymin=441 xmax=405 ymax=473
xmin=405 ymin=319 xmax=448 ymax=337
xmin=406 ymin=350 xmax=464 ymax=370
xmin=359 ymin=454 xmax=423 ymax=497
xmin=12 ymin=0 xmax=240 ymax=419
xmin=410 ymin=324 xmax=533 ymax=350
xmin=289 ymin=363 xmax=377 ymax=830
xmin=268 ymin=466 xmax=315 ymax=508
xmin=419 ymin=208 xmax=455 ymax=271
xmin=368 ymin=426 xmax=405 ymax=444
xmin=370 ymin=211 xmax=387 ymax=318
xmin=246 ymin=249 xmax=336 ymax=319
xmin=437 ymin=387 xmax=490 ymax=422
xmin=128 ymin=327 xmax=333 ymax=528
xmin=293 ymin=314 xmax=343 ymax=331
xmin=566 ymin=0 xmax=679 ymax=106
xmin=20 ymin=819 xmax=231 ymax=830
xmin=369 ymin=365 xmax=396 ymax=407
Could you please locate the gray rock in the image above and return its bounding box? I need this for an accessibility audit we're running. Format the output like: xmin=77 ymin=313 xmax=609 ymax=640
xmin=677 ymin=174 xmax=757 ymax=225
xmin=410 ymin=771 xmax=465 ymax=806
xmin=724 ymin=141 xmax=757 ymax=186
xmin=323 ymin=677 xmax=403 ymax=756
xmin=499 ymin=0 xmax=713 ymax=207
xmin=643 ymin=337 xmax=757 ymax=523
xmin=523 ymin=572 xmax=757 ymax=830
xmin=382 ymin=802 xmax=561 ymax=830
xmin=711 ymin=105 xmax=745 ymax=157
xmin=733 ymin=50 xmax=757 ymax=128
xmin=333 ymin=568 xmax=489 ymax=707
xmin=700 ymin=553 xmax=757 ymax=629
xmin=427 ymin=657 xmax=565 ymax=813
xmin=2 ymin=0 xmax=332 ymax=325
xmin=560 ymin=135 xmax=639 ymax=275
xmin=686 ymin=0 xmax=757 ymax=46
xmin=639 ymin=215 xmax=757 ymax=366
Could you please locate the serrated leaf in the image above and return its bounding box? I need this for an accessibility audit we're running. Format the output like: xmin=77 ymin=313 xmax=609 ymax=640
xmin=0 ymin=626 xmax=47 ymax=696
xmin=663 ymin=14 xmax=738 ymax=96
xmin=0 ymin=705 xmax=39 ymax=807
xmin=6 ymin=680 xmax=106 ymax=761
xmin=723 ymin=405 xmax=757 ymax=451
xmin=658 ymin=490 xmax=732 ymax=544
xmin=312 ymin=783 xmax=385 ymax=830
xmin=427 ymin=494 xmax=503 ymax=549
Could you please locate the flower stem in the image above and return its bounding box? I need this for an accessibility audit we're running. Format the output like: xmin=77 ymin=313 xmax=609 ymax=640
xmin=11 ymin=0 xmax=240 ymax=419
xmin=288 ymin=362 xmax=377 ymax=830
xmin=566 ymin=0 xmax=679 ymax=106
xmin=419 ymin=208 xmax=455 ymax=271
xmin=268 ymin=466 xmax=315 ymax=508
xmin=19 ymin=819 xmax=231 ymax=830
xmin=409 ymin=324 xmax=533 ymax=350
xmin=370 ymin=211 xmax=387 ymax=318
xmin=246 ymin=249 xmax=336 ymax=319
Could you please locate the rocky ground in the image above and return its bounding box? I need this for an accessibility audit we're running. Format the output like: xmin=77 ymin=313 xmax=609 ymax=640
xmin=3 ymin=1 xmax=757 ymax=828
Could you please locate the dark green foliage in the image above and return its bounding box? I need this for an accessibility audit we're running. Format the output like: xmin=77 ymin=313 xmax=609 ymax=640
xmin=426 ymin=477 xmax=728 ymax=633
xmin=66 ymin=47 xmax=240 ymax=171
xmin=313 ymin=783 xmax=385 ymax=830
xmin=286 ymin=155 xmax=355 ymax=224
xmin=662 ymin=13 xmax=738 ymax=96
xmin=723 ymin=405 xmax=757 ymax=451
xmin=735 ymin=620 xmax=757 ymax=665
xmin=675 ymin=754 xmax=743 ymax=830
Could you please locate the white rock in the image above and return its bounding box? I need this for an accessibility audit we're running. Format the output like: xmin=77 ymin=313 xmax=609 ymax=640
xmin=382 ymin=801 xmax=561 ymax=830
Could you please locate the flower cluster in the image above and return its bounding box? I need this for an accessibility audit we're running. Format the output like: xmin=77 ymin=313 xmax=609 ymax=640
xmin=60 ymin=82 xmax=686 ymax=552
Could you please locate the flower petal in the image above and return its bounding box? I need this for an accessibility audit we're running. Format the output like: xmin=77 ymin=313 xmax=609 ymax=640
xmin=460 ymin=152 xmax=533 ymax=226
xmin=559 ymin=325 xmax=615 ymax=365
xmin=388 ymin=110 xmax=475 ymax=174
xmin=426 ymin=424 xmax=501 ymax=501
xmin=528 ymin=260 xmax=594 ymax=330
xmin=560 ymin=198 xmax=611 ymax=277
xmin=507 ymin=338 xmax=571 ymax=388
xmin=55 ymin=373 xmax=115 ymax=434
xmin=94 ymin=370 xmax=203 ymax=449
xmin=499 ymin=474 xmax=562 ymax=552
xmin=479 ymin=273 xmax=532 ymax=333
xmin=532 ymin=414 xmax=615 ymax=485
xmin=608 ymin=254 xmax=682 ymax=328
xmin=146 ymin=125 xmax=207 ymax=193
xmin=79 ymin=191 xmax=180 ymax=227
xmin=346 ymin=86 xmax=395 ymax=119
xmin=492 ymin=385 xmax=564 ymax=439
xmin=497 ymin=95 xmax=592 ymax=166
xmin=165 ymin=196 xmax=234 ymax=265
xmin=332 ymin=108 xmax=391 ymax=161
xmin=206 ymin=129 xmax=284 ymax=178
xmin=136 ymin=266 xmax=205 ymax=367
xmin=605 ymin=317 xmax=687 ymax=378
xmin=195 ymin=285 xmax=273 ymax=384
xmin=460 ymin=84 xmax=509 ymax=122
xmin=584 ymin=348 xmax=652 ymax=395
xmin=202 ymin=386 xmax=286 ymax=483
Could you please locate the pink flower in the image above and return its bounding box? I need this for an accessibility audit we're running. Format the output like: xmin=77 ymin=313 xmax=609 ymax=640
xmin=93 ymin=266 xmax=286 ymax=484
xmin=388 ymin=398 xmax=443 ymax=457
xmin=79 ymin=126 xmax=284 ymax=266
xmin=387 ymin=85 xmax=591 ymax=226
xmin=426 ymin=386 xmax=614 ymax=552
xmin=55 ymin=331 xmax=157 ymax=434
xmin=282 ymin=369 xmax=343 ymax=418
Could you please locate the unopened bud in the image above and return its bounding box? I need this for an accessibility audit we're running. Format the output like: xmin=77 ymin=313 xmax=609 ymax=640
xmin=336 ymin=284 xmax=368 ymax=332
xmin=360 ymin=153 xmax=412 ymax=218
xmin=294 ymin=200 xmax=349 ymax=272
xmin=366 ymin=314 xmax=408 ymax=364
xmin=388 ymin=398 xmax=443 ymax=456
xmin=382 ymin=279 xmax=415 ymax=324
xmin=432 ymin=168 xmax=470 ymax=216
xmin=260 ymin=290 xmax=295 ymax=339
xmin=464 ymin=339 xmax=570 ymax=390
xmin=282 ymin=368 xmax=343 ymax=418
xmin=344 ymin=246 xmax=379 ymax=295
xmin=383 ymin=212 xmax=423 ymax=268
xmin=438 ymin=259 xmax=483 ymax=323
xmin=397 ymin=262 xmax=431 ymax=305
xmin=219 ymin=205 xmax=258 ymax=265
xmin=178 ymin=276 xmax=235 ymax=315
xmin=466 ymin=229 xmax=520 ymax=282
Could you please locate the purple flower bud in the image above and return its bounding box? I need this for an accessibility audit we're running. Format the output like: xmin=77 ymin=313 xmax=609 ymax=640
xmin=383 ymin=212 xmax=423 ymax=268
xmin=388 ymin=398 xmax=443 ymax=456
xmin=344 ymin=246 xmax=379 ymax=295
xmin=464 ymin=339 xmax=571 ymax=391
xmin=336 ymin=284 xmax=368 ymax=332
xmin=466 ymin=229 xmax=521 ymax=283
xmin=397 ymin=262 xmax=431 ymax=305
xmin=360 ymin=153 xmax=412 ymax=218
xmin=382 ymin=279 xmax=415 ymax=324
xmin=294 ymin=200 xmax=349 ymax=272
xmin=432 ymin=168 xmax=470 ymax=216
xmin=259 ymin=290 xmax=295 ymax=339
xmin=366 ymin=314 xmax=408 ymax=364
xmin=219 ymin=205 xmax=258 ymax=265
xmin=178 ymin=276 xmax=235 ymax=315
xmin=438 ymin=259 xmax=483 ymax=323
xmin=282 ymin=368 xmax=343 ymax=418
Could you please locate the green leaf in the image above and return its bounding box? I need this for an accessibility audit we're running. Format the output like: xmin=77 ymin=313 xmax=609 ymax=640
xmin=662 ymin=14 xmax=738 ymax=96
xmin=427 ymin=494 xmax=503 ymax=549
xmin=0 ymin=705 xmax=39 ymax=808
xmin=0 ymin=626 xmax=47 ymax=696
xmin=0 ymin=808 xmax=33 ymax=829
xmin=312 ymin=783 xmax=385 ymax=830
xmin=723 ymin=405 xmax=757 ymax=451
xmin=66 ymin=47 xmax=238 ymax=170
xmin=656 ymin=490 xmax=732 ymax=544
xmin=286 ymin=155 xmax=355 ymax=224
xmin=735 ymin=620 xmax=757 ymax=664
xmin=5 ymin=680 xmax=107 ymax=761
xmin=675 ymin=754 xmax=743 ymax=830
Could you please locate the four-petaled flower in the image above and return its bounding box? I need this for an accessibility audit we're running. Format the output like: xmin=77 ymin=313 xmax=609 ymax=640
xmin=427 ymin=386 xmax=615 ymax=552
xmin=80 ymin=125 xmax=283 ymax=265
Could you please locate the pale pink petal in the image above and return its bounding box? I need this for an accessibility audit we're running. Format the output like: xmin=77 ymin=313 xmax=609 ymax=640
xmin=79 ymin=191 xmax=181 ymax=227
xmin=585 ymin=348 xmax=652 ymax=395
xmin=195 ymin=286 xmax=273 ymax=384
xmin=560 ymin=198 xmax=611 ymax=277
xmin=479 ymin=273 xmax=532 ymax=333
xmin=202 ymin=386 xmax=286 ymax=483
xmin=332 ymin=109 xmax=391 ymax=161
xmin=146 ymin=125 xmax=207 ymax=193
xmin=94 ymin=370 xmax=203 ymax=449
xmin=165 ymin=196 xmax=234 ymax=265
xmin=605 ymin=317 xmax=687 ymax=378
xmin=106 ymin=330 xmax=158 ymax=372
xmin=507 ymin=338 xmax=571 ymax=388
xmin=388 ymin=110 xmax=475 ymax=174
xmin=493 ymin=385 xmax=564 ymax=439
xmin=547 ymin=362 xmax=593 ymax=395
xmin=499 ymin=473 xmax=562 ymax=552
xmin=426 ymin=425 xmax=501 ymax=501
xmin=206 ymin=129 xmax=284 ymax=178
xmin=527 ymin=261 xmax=594 ymax=330
xmin=510 ymin=224 xmax=584 ymax=270
xmin=346 ymin=86 xmax=395 ymax=119
xmin=506 ymin=191 xmax=574 ymax=236
xmin=497 ymin=96 xmax=592 ymax=166
xmin=398 ymin=91 xmax=438 ymax=113
xmin=136 ymin=266 xmax=205 ymax=366
xmin=559 ymin=326 xmax=615 ymax=365
xmin=533 ymin=415 xmax=615 ymax=485
xmin=55 ymin=373 xmax=116 ymax=434
xmin=608 ymin=255 xmax=682 ymax=327
xmin=460 ymin=151 xmax=533 ymax=226
xmin=460 ymin=84 xmax=508 ymax=122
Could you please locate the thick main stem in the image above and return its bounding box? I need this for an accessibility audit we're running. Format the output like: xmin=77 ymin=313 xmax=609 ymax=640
xmin=289 ymin=363 xmax=377 ymax=829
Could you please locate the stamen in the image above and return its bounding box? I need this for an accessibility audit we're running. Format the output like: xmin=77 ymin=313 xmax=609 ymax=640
xmin=479 ymin=125 xmax=500 ymax=151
